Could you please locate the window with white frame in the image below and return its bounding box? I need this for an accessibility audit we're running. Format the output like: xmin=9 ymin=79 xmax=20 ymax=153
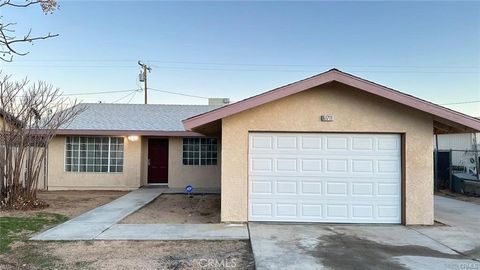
xmin=65 ymin=136 xmax=124 ymax=173
xmin=182 ymin=138 xmax=217 ymax=165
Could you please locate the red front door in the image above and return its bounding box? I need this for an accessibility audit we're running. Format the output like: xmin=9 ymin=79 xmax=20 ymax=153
xmin=148 ymin=139 xmax=168 ymax=184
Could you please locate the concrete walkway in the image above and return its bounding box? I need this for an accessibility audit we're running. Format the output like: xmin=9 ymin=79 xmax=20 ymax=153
xmin=31 ymin=187 xmax=165 ymax=240
xmin=412 ymin=196 xmax=480 ymax=256
xmin=96 ymin=223 xmax=249 ymax=240
xmin=31 ymin=187 xmax=249 ymax=241
xmin=249 ymin=196 xmax=480 ymax=270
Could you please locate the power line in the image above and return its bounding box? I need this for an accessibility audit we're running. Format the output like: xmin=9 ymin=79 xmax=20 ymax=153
xmin=112 ymin=90 xmax=138 ymax=103
xmin=149 ymin=88 xmax=209 ymax=99
xmin=6 ymin=64 xmax=480 ymax=74
xmin=61 ymin=89 xmax=139 ymax=96
xmin=11 ymin=59 xmax=480 ymax=69
xmin=127 ymin=91 xmax=137 ymax=104
xmin=440 ymin=100 xmax=480 ymax=106
xmin=148 ymin=66 xmax=480 ymax=74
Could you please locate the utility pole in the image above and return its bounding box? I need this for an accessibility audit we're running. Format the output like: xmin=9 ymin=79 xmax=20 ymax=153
xmin=138 ymin=61 xmax=152 ymax=104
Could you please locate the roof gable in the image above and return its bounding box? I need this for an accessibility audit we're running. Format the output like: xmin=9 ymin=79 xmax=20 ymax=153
xmin=182 ymin=69 xmax=480 ymax=132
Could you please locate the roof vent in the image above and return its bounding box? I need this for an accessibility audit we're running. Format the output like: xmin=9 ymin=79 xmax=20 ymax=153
xmin=208 ymin=98 xmax=230 ymax=106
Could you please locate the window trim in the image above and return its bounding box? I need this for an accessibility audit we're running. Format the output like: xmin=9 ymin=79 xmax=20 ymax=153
xmin=64 ymin=136 xmax=124 ymax=173
xmin=182 ymin=137 xmax=218 ymax=166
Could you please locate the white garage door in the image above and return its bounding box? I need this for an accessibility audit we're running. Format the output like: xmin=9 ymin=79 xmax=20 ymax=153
xmin=248 ymin=133 xmax=401 ymax=223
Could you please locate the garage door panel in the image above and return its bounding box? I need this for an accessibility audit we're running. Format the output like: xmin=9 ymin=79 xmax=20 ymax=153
xmin=352 ymin=137 xmax=374 ymax=150
xmin=250 ymin=180 xmax=273 ymax=195
xmin=326 ymin=182 xmax=348 ymax=195
xmin=249 ymin=133 xmax=401 ymax=223
xmin=276 ymin=136 xmax=298 ymax=149
xmin=250 ymin=198 xmax=400 ymax=223
xmin=326 ymin=204 xmax=348 ymax=218
xmin=250 ymin=158 xmax=273 ymax=172
xmin=325 ymin=137 xmax=349 ymax=150
xmin=251 ymin=203 xmax=273 ymax=217
xmin=352 ymin=159 xmax=374 ymax=173
xmin=250 ymin=177 xmax=400 ymax=197
xmin=302 ymin=204 xmax=323 ymax=217
xmin=378 ymin=205 xmax=401 ymax=219
xmin=250 ymin=135 xmax=273 ymax=150
xmin=276 ymin=203 xmax=297 ymax=217
xmin=276 ymin=181 xmax=297 ymax=194
xmin=276 ymin=158 xmax=297 ymax=171
xmin=352 ymin=205 xmax=374 ymax=218
xmin=377 ymin=137 xmax=400 ymax=151
xmin=301 ymin=136 xmax=322 ymax=150
xmin=377 ymin=160 xmax=400 ymax=173
xmin=301 ymin=181 xmax=322 ymax=194
xmin=301 ymin=159 xmax=322 ymax=172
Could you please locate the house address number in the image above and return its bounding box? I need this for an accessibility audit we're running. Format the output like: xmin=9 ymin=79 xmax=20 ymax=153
xmin=320 ymin=115 xmax=334 ymax=122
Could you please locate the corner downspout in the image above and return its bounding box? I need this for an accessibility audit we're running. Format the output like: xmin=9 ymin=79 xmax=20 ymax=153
xmin=473 ymin=133 xmax=479 ymax=181
xmin=44 ymin=144 xmax=48 ymax=190
xmin=434 ymin=134 xmax=439 ymax=191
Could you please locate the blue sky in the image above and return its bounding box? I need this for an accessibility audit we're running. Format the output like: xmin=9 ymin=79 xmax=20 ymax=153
xmin=1 ymin=1 xmax=479 ymax=116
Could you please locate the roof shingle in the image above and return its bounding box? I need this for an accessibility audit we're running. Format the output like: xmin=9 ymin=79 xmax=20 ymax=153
xmin=62 ymin=103 xmax=220 ymax=131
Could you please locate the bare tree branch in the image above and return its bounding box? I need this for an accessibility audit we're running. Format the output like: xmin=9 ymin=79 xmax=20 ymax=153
xmin=0 ymin=0 xmax=58 ymax=61
xmin=0 ymin=71 xmax=83 ymax=209
xmin=0 ymin=0 xmax=57 ymax=13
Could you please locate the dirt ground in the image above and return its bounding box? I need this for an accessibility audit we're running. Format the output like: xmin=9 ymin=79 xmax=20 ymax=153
xmin=1 ymin=191 xmax=255 ymax=269
xmin=437 ymin=189 xmax=480 ymax=205
xmin=0 ymin=240 xmax=255 ymax=270
xmin=0 ymin=190 xmax=128 ymax=218
xmin=121 ymin=194 xmax=221 ymax=224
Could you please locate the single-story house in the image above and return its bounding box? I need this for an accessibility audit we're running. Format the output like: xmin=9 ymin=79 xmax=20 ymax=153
xmin=46 ymin=69 xmax=480 ymax=225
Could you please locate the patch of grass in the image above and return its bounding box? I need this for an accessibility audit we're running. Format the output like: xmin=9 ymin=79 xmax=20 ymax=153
xmin=74 ymin=260 xmax=97 ymax=270
xmin=20 ymin=244 xmax=62 ymax=269
xmin=0 ymin=212 xmax=68 ymax=253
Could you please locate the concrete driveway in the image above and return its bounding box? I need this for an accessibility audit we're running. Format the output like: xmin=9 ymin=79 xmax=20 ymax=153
xmin=249 ymin=196 xmax=480 ymax=270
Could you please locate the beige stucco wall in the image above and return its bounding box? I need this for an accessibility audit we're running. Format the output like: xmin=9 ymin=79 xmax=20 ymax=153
xmin=140 ymin=137 xmax=221 ymax=188
xmin=47 ymin=135 xmax=220 ymax=190
xmin=168 ymin=137 xmax=221 ymax=188
xmin=47 ymin=135 xmax=142 ymax=190
xmin=221 ymin=84 xmax=434 ymax=225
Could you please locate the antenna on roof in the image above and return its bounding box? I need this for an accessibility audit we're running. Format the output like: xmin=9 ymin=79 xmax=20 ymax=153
xmin=138 ymin=61 xmax=152 ymax=104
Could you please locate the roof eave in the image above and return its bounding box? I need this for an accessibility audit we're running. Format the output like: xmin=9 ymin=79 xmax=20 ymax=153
xmin=55 ymin=129 xmax=206 ymax=137
xmin=182 ymin=69 xmax=480 ymax=132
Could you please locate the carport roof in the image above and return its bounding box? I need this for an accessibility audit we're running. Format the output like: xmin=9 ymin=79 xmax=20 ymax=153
xmin=182 ymin=69 xmax=480 ymax=133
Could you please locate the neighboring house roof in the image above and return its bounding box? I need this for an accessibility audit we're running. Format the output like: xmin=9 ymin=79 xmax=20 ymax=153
xmin=57 ymin=103 xmax=221 ymax=136
xmin=0 ymin=109 xmax=23 ymax=128
xmin=183 ymin=68 xmax=480 ymax=132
